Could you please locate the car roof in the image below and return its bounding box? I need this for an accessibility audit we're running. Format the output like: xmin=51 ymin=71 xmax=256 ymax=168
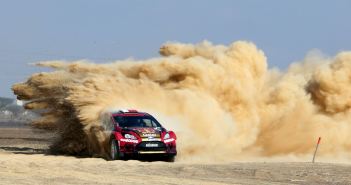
xmin=111 ymin=109 xmax=150 ymax=117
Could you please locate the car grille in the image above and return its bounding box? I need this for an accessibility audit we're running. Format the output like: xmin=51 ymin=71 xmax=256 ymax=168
xmin=136 ymin=141 xmax=166 ymax=151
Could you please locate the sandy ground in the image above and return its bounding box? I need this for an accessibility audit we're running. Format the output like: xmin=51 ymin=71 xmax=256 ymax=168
xmin=1 ymin=125 xmax=351 ymax=185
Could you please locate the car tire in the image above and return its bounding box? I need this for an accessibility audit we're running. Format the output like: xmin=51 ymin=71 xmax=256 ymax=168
xmin=110 ymin=139 xmax=120 ymax=160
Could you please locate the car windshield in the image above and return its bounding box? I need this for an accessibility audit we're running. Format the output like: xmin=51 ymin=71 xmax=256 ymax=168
xmin=113 ymin=116 xmax=161 ymax=128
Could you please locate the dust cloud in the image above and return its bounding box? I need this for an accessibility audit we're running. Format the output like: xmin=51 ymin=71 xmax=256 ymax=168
xmin=12 ymin=41 xmax=351 ymax=161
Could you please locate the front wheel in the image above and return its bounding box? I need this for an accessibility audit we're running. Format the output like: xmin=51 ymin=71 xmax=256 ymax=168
xmin=110 ymin=139 xmax=120 ymax=160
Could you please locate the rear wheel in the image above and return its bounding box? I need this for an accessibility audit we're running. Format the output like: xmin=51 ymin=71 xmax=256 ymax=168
xmin=110 ymin=139 xmax=120 ymax=160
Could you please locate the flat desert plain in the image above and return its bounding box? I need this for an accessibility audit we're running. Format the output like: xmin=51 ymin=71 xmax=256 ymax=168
xmin=1 ymin=124 xmax=350 ymax=185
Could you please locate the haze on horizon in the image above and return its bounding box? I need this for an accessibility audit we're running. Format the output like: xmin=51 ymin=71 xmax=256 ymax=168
xmin=1 ymin=0 xmax=351 ymax=98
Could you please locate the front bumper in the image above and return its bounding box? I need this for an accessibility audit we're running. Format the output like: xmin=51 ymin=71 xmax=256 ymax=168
xmin=119 ymin=140 xmax=177 ymax=155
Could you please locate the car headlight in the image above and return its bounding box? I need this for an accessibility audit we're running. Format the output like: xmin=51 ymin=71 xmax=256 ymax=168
xmin=164 ymin=133 xmax=170 ymax=139
xmin=124 ymin=134 xmax=137 ymax=140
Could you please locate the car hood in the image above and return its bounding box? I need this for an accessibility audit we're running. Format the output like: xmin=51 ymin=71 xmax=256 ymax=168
xmin=125 ymin=127 xmax=161 ymax=138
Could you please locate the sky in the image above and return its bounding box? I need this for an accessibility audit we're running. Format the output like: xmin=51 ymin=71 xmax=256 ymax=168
xmin=1 ymin=0 xmax=351 ymax=98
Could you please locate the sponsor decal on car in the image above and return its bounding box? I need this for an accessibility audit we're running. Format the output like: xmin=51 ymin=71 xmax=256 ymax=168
xmin=142 ymin=133 xmax=157 ymax=137
xmin=120 ymin=139 xmax=139 ymax=143
xmin=133 ymin=128 xmax=156 ymax=134
xmin=142 ymin=138 xmax=161 ymax=141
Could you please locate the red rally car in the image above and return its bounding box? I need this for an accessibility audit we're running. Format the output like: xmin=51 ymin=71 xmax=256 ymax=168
xmin=102 ymin=109 xmax=177 ymax=161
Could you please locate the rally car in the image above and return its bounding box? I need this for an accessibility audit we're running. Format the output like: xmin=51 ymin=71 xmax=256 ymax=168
xmin=102 ymin=109 xmax=177 ymax=161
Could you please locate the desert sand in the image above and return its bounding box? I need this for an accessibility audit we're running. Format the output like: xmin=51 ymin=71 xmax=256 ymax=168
xmin=1 ymin=125 xmax=351 ymax=185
